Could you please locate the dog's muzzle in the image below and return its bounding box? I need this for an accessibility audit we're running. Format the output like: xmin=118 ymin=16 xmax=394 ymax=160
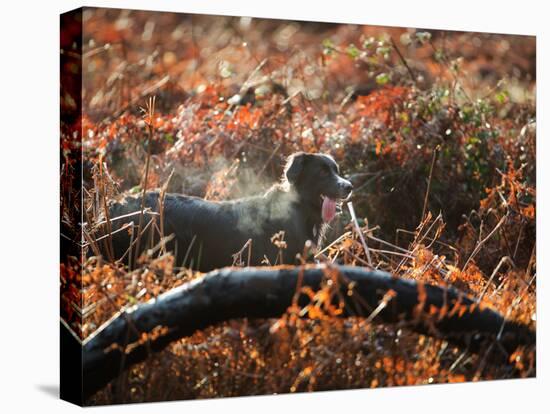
xmin=321 ymin=178 xmax=353 ymax=223
xmin=338 ymin=178 xmax=353 ymax=200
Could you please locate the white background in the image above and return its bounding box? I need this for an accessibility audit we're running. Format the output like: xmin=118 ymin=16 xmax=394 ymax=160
xmin=0 ymin=0 xmax=547 ymax=412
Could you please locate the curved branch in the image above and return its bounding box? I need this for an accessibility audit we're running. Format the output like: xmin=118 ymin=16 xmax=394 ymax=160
xmin=80 ymin=264 xmax=535 ymax=400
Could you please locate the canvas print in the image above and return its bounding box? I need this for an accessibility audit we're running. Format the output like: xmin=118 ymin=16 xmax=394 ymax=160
xmin=60 ymin=7 xmax=536 ymax=406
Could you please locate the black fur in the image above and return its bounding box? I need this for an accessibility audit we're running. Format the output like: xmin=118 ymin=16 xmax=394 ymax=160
xmin=103 ymin=152 xmax=352 ymax=272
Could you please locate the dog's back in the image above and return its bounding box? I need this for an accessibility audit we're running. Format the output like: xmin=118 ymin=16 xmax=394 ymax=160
xmin=106 ymin=188 xmax=309 ymax=271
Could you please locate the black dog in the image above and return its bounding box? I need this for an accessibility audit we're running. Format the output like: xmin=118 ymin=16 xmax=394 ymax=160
xmin=103 ymin=152 xmax=352 ymax=272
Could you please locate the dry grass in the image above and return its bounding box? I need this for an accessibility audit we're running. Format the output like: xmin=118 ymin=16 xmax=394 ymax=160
xmin=59 ymin=9 xmax=536 ymax=404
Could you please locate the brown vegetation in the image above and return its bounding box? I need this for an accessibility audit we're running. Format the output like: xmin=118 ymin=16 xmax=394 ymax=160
xmin=60 ymin=8 xmax=536 ymax=404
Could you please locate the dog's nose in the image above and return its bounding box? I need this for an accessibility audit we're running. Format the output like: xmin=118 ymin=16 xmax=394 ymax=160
xmin=340 ymin=180 xmax=353 ymax=194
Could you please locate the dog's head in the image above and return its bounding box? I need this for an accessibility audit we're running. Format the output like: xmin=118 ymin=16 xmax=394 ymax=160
xmin=284 ymin=152 xmax=353 ymax=223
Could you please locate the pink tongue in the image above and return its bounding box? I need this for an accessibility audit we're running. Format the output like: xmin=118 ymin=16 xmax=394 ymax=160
xmin=322 ymin=197 xmax=337 ymax=223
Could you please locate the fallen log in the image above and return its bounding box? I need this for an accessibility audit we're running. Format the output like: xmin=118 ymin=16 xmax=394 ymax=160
xmin=80 ymin=264 xmax=535 ymax=400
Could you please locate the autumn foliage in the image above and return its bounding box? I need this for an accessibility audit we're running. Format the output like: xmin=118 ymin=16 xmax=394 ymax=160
xmin=59 ymin=8 xmax=536 ymax=404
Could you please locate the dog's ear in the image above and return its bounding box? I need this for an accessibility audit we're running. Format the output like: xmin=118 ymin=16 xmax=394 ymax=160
xmin=284 ymin=152 xmax=306 ymax=185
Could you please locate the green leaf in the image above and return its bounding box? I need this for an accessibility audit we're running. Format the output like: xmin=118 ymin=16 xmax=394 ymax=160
xmin=495 ymin=90 xmax=509 ymax=104
xmin=376 ymin=46 xmax=391 ymax=56
xmin=322 ymin=38 xmax=335 ymax=55
xmin=346 ymin=44 xmax=360 ymax=59
xmin=375 ymin=73 xmax=390 ymax=85
xmin=434 ymin=49 xmax=445 ymax=62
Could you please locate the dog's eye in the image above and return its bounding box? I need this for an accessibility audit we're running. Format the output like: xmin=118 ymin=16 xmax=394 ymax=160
xmin=320 ymin=167 xmax=329 ymax=177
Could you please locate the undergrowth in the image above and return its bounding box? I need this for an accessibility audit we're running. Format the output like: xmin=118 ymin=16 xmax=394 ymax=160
xmin=59 ymin=9 xmax=536 ymax=404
